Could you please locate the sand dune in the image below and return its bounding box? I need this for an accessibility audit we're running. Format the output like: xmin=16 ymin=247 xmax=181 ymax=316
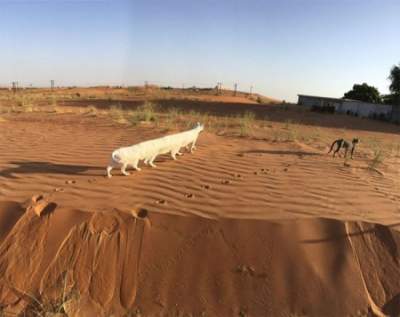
xmin=0 ymin=109 xmax=400 ymax=316
xmin=1 ymin=200 xmax=400 ymax=316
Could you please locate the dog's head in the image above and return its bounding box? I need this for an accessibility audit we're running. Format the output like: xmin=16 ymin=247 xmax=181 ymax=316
xmin=196 ymin=122 xmax=205 ymax=131
xmin=352 ymin=138 xmax=359 ymax=144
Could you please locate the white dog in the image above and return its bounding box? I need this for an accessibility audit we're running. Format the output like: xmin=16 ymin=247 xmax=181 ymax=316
xmin=106 ymin=123 xmax=204 ymax=177
xmin=144 ymin=122 xmax=204 ymax=167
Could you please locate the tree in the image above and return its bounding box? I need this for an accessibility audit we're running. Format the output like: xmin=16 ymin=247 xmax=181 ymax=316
xmin=343 ymin=83 xmax=382 ymax=103
xmin=382 ymin=94 xmax=396 ymax=105
xmin=389 ymin=63 xmax=400 ymax=101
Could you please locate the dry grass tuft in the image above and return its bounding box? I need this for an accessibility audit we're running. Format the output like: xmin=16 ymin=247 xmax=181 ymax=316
xmin=369 ymin=148 xmax=385 ymax=170
xmin=86 ymin=105 xmax=98 ymax=117
xmin=109 ymin=104 xmax=128 ymax=124
xmin=238 ymin=111 xmax=256 ymax=137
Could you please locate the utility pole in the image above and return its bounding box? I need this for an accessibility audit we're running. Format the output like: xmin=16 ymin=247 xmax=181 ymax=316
xmin=250 ymin=85 xmax=253 ymax=96
xmin=216 ymin=82 xmax=222 ymax=95
xmin=12 ymin=81 xmax=18 ymax=93
xmin=234 ymin=83 xmax=238 ymax=96
xmin=50 ymin=80 xmax=55 ymax=90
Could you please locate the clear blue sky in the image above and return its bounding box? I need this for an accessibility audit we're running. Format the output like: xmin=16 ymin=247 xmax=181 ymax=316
xmin=0 ymin=0 xmax=399 ymax=101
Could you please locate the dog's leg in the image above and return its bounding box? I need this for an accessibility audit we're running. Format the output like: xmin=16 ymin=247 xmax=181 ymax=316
xmin=333 ymin=145 xmax=340 ymax=158
xmin=121 ymin=163 xmax=130 ymax=176
xmin=106 ymin=159 xmax=119 ymax=178
xmin=190 ymin=138 xmax=198 ymax=153
xmin=351 ymin=146 xmax=355 ymax=159
xmin=133 ymin=159 xmax=141 ymax=171
xmin=149 ymin=155 xmax=157 ymax=167
xmin=106 ymin=165 xmax=113 ymax=178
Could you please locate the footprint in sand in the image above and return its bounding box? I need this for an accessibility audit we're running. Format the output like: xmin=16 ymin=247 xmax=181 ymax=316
xmin=232 ymin=173 xmax=242 ymax=178
xmin=185 ymin=193 xmax=195 ymax=199
xmin=65 ymin=180 xmax=76 ymax=185
xmin=53 ymin=188 xmax=64 ymax=192
xmin=221 ymin=180 xmax=231 ymax=185
xmin=201 ymin=184 xmax=211 ymax=190
xmin=156 ymin=199 xmax=167 ymax=205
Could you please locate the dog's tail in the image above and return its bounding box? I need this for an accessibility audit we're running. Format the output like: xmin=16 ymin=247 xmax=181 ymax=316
xmin=328 ymin=140 xmax=337 ymax=153
xmin=112 ymin=151 xmax=122 ymax=163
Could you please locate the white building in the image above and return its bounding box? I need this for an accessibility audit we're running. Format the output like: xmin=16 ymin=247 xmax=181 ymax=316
xmin=298 ymin=94 xmax=393 ymax=119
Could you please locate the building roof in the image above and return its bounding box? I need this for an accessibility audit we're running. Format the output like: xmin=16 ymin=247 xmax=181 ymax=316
xmin=297 ymin=94 xmax=348 ymax=102
xmin=298 ymin=94 xmax=393 ymax=107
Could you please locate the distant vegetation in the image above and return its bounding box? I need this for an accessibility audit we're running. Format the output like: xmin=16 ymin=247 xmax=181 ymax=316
xmin=388 ymin=63 xmax=400 ymax=105
xmin=343 ymin=83 xmax=382 ymax=103
xmin=343 ymin=62 xmax=400 ymax=105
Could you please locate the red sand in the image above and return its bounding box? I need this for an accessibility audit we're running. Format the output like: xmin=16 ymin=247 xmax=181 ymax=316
xmin=0 ymin=97 xmax=400 ymax=316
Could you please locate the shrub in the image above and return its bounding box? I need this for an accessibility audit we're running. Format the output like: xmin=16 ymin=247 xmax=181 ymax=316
xmin=239 ymin=111 xmax=255 ymax=137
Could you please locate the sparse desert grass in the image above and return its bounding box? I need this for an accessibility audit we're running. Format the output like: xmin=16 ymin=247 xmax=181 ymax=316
xmin=271 ymin=128 xmax=284 ymax=142
xmin=284 ymin=124 xmax=298 ymax=142
xmin=137 ymin=101 xmax=158 ymax=122
xmin=181 ymin=110 xmax=203 ymax=130
xmin=238 ymin=111 xmax=256 ymax=137
xmin=109 ymin=104 xmax=128 ymax=124
xmin=270 ymin=126 xmax=297 ymax=143
xmin=166 ymin=107 xmax=180 ymax=120
xmin=363 ymin=138 xmax=386 ymax=170
xmin=284 ymin=118 xmax=293 ymax=130
xmin=160 ymin=107 xmax=180 ymax=130
xmin=86 ymin=105 xmax=98 ymax=116
xmin=126 ymin=102 xmax=159 ymax=126
xmin=10 ymin=94 xmax=35 ymax=113
xmin=3 ymin=279 xmax=78 ymax=317
xmin=212 ymin=115 xmax=232 ymax=134
xmin=369 ymin=147 xmax=385 ymax=170
xmin=200 ymin=112 xmax=211 ymax=129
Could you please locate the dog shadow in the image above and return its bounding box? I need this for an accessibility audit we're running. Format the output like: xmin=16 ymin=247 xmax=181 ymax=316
xmin=0 ymin=161 xmax=105 ymax=179
xmin=242 ymin=150 xmax=321 ymax=156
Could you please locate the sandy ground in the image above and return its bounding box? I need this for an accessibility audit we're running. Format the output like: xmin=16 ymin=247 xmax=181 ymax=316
xmin=0 ymin=91 xmax=400 ymax=316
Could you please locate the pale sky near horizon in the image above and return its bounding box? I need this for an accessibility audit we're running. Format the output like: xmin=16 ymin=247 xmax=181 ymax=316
xmin=0 ymin=0 xmax=399 ymax=102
